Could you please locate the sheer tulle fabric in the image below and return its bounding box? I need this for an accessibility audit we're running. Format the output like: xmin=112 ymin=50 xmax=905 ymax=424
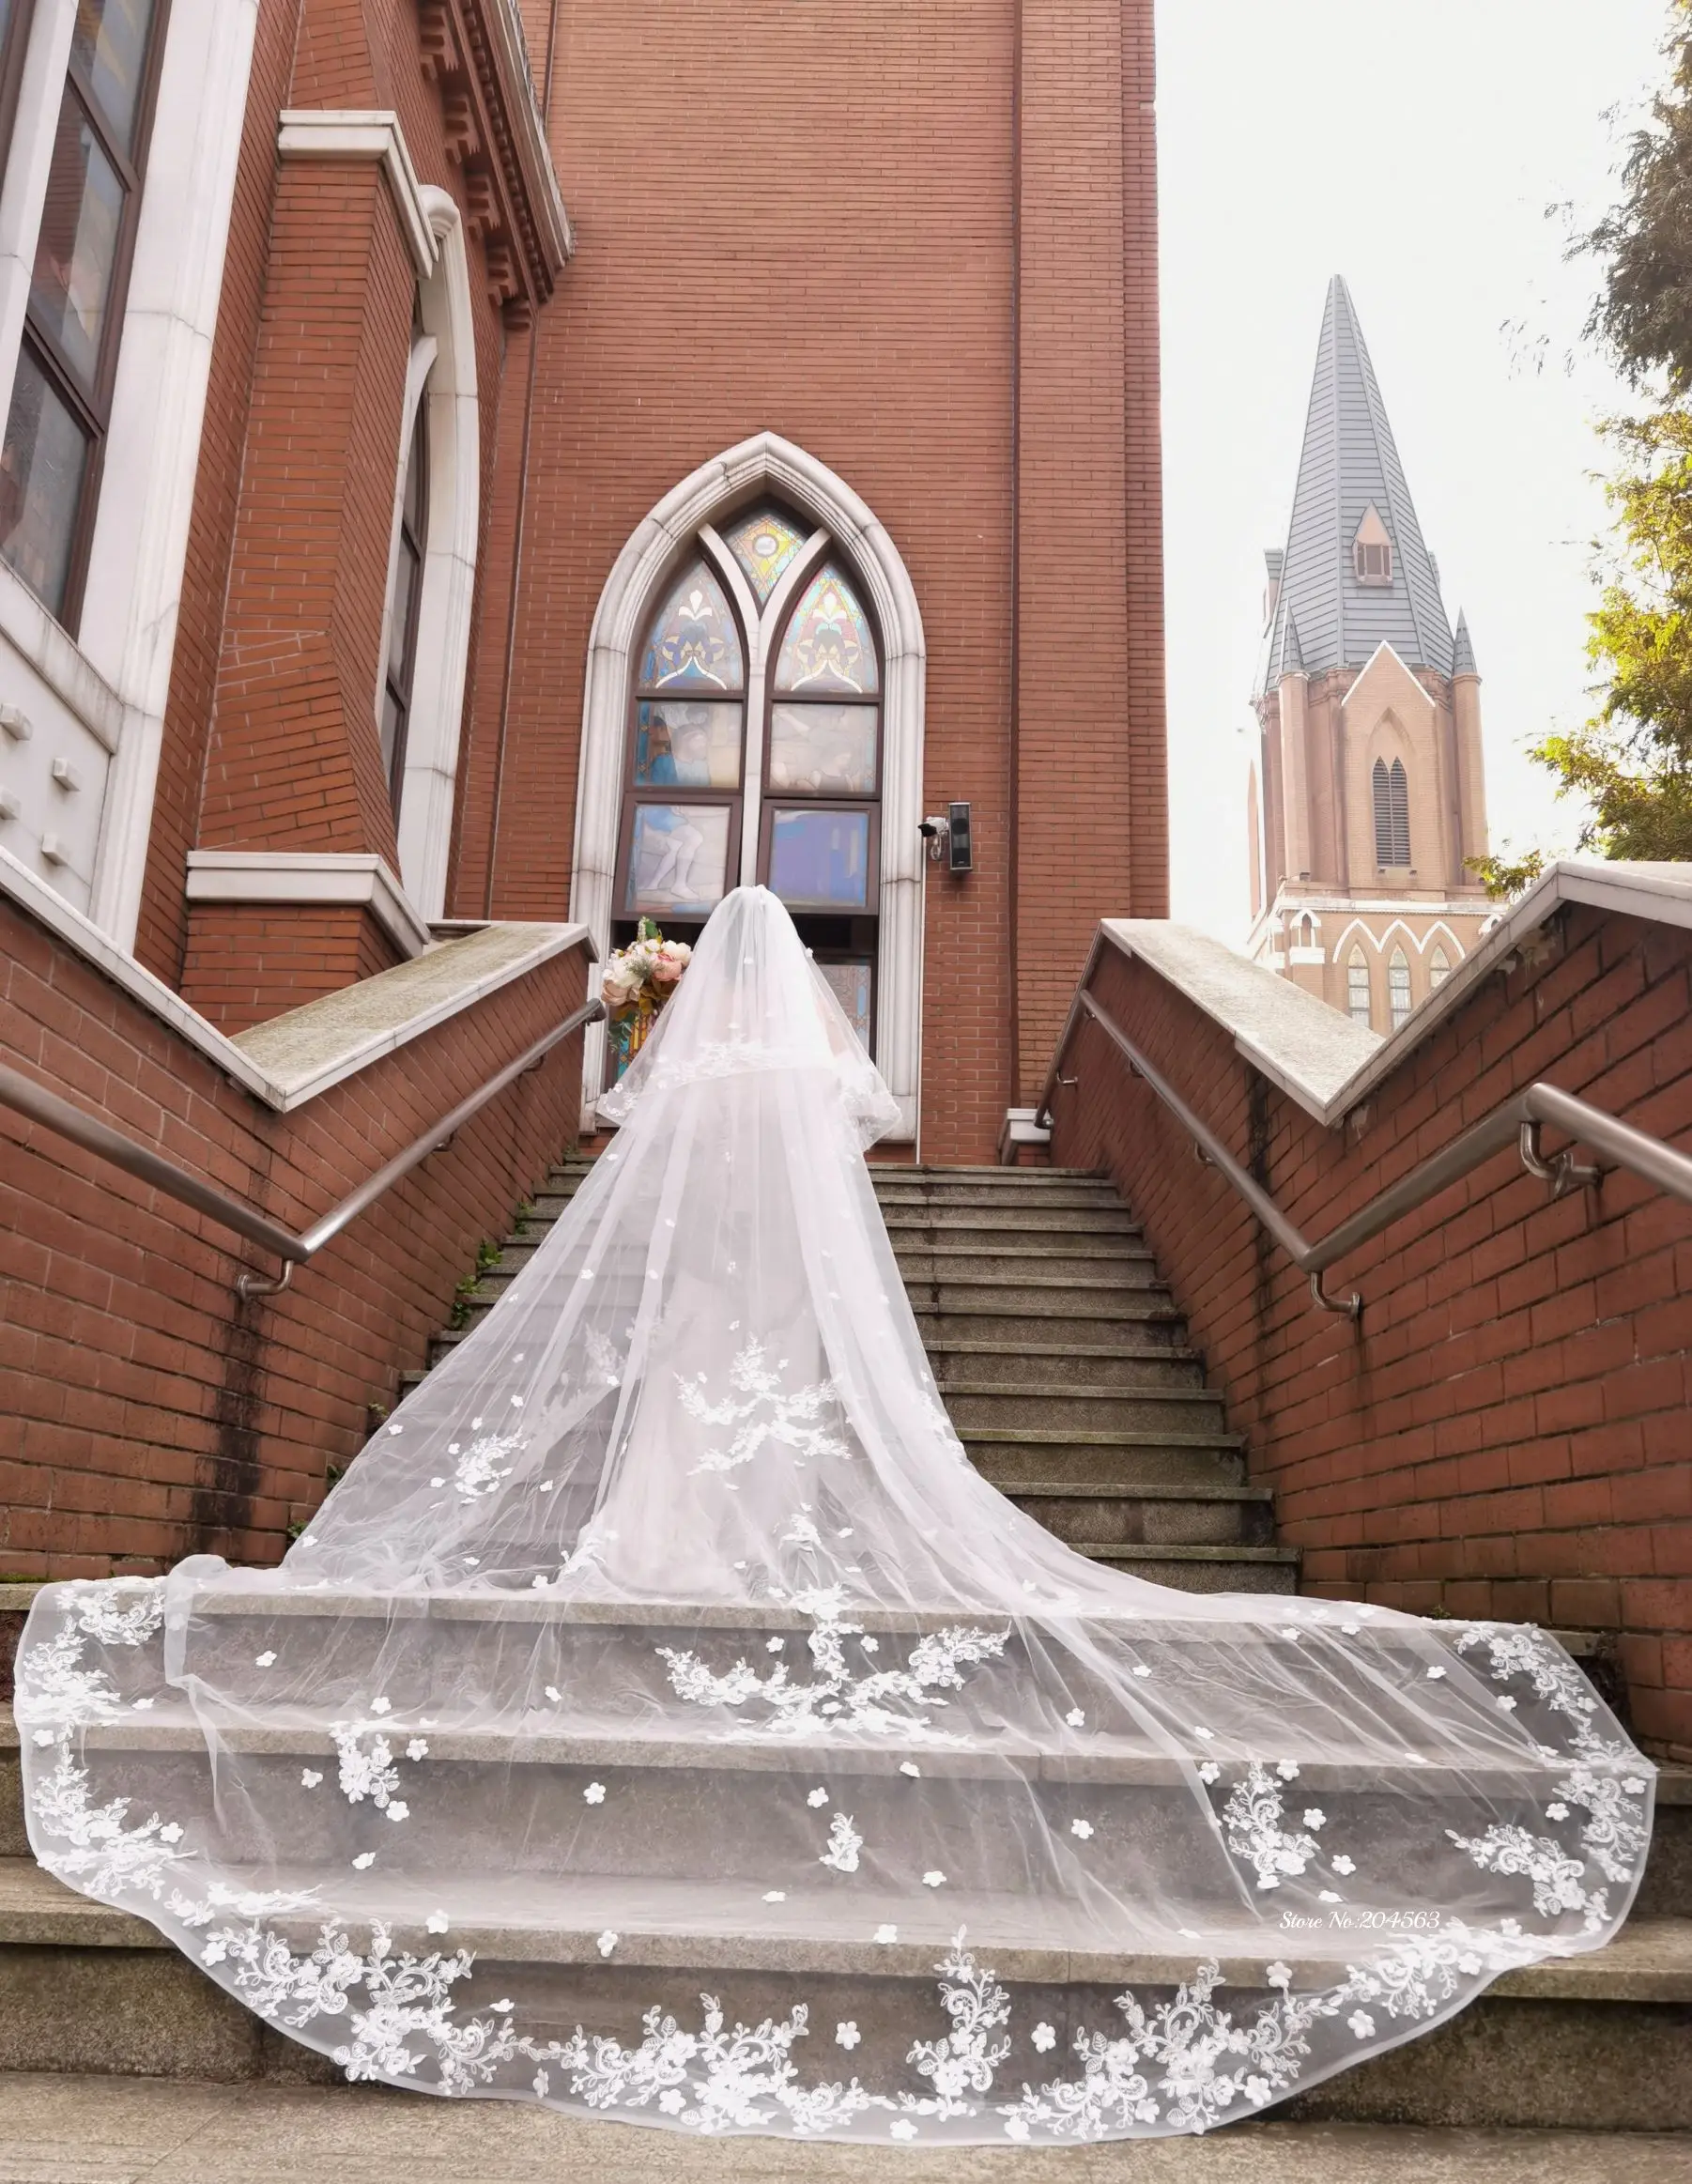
xmin=17 ymin=888 xmax=1654 ymax=2143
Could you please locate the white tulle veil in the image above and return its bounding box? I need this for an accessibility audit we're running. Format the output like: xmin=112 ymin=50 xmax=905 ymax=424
xmin=16 ymin=885 xmax=1655 ymax=2142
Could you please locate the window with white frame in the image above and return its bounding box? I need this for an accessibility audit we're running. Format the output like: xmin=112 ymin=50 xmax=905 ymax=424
xmin=1346 ymin=946 xmax=1372 ymax=1026
xmin=1429 ymin=944 xmax=1452 ymax=991
xmin=0 ymin=0 xmax=169 ymax=625
xmin=1388 ymin=946 xmax=1412 ymax=1030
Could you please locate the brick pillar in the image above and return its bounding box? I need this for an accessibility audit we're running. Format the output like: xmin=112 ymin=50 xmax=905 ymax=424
xmin=184 ymin=143 xmax=419 ymax=1023
xmin=1012 ymin=0 xmax=1166 ymax=1103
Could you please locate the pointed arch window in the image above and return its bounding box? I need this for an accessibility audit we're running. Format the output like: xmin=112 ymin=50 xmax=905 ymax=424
xmin=1373 ymin=757 xmax=1409 ymax=868
xmin=1346 ymin=947 xmax=1372 ymax=1026
xmin=1429 ymin=945 xmax=1452 ymax=991
xmin=611 ymin=511 xmax=885 ymax=1067
xmin=1389 ymin=946 xmax=1412 ymax=1030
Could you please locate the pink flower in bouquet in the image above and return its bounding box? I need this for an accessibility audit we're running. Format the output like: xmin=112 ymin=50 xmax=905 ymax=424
xmin=651 ymin=941 xmax=692 ymax=986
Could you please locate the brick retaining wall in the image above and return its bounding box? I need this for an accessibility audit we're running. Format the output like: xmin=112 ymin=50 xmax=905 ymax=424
xmin=1051 ymin=901 xmax=1692 ymax=1757
xmin=0 ymin=899 xmax=588 ymax=1576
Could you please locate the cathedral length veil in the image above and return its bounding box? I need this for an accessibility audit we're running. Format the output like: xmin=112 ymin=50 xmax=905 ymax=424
xmin=17 ymin=886 xmax=1655 ymax=2143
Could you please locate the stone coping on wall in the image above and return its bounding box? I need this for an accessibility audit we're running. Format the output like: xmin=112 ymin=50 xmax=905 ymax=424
xmin=1 ymin=842 xmax=592 ymax=1114
xmin=1100 ymin=859 xmax=1692 ymax=1130
xmin=231 ymin=919 xmax=594 ymax=1107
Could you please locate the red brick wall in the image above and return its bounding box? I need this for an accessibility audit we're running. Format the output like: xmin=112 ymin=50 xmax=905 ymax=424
xmin=1051 ymin=903 xmax=1692 ymax=1759
xmin=449 ymin=0 xmax=1165 ymax=1160
xmin=0 ymin=897 xmax=588 ymax=1576
xmin=179 ymin=904 xmax=404 ymax=1032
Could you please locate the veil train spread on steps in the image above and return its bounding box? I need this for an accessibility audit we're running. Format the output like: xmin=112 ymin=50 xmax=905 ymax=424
xmin=16 ymin=886 xmax=1655 ymax=2142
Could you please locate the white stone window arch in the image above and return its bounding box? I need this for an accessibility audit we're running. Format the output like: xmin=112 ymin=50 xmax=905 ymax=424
xmin=573 ymin=432 xmax=926 ymax=1140
xmin=377 ymin=183 xmax=478 ymax=925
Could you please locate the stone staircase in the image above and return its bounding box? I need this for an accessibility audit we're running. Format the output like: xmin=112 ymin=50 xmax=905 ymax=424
xmin=410 ymin=1157 xmax=1300 ymax=1595
xmin=1 ymin=1155 xmax=1689 ymax=2138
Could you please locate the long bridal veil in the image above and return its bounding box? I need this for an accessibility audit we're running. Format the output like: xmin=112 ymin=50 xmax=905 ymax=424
xmin=18 ymin=886 xmax=1654 ymax=2142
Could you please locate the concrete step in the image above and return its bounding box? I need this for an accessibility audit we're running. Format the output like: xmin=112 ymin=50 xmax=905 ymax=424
xmin=1006 ymin=1480 xmax=1275 ymax=1548
xmin=946 ymin=1384 xmax=1229 ymax=1434
xmin=1073 ymin=1541 xmax=1301 ymax=1592
xmin=969 ymin=1437 xmax=1248 ymax=1489
xmin=880 ymin=1206 xmax=1144 ymax=1237
xmin=891 ymin=1246 xmax=1162 ymax=1284
xmin=2 ymin=1857 xmax=1688 ymax=2132
xmin=914 ymin=1301 xmax=1188 ymax=1346
xmin=929 ymin=1339 xmax=1207 ymax=1390
xmin=3 ymin=2078 xmax=1690 ymax=2182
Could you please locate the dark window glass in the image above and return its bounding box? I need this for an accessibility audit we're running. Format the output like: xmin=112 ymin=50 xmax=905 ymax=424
xmin=0 ymin=342 xmax=91 ymax=613
xmin=381 ymin=392 xmax=429 ymax=817
xmin=31 ymin=92 xmax=125 ymax=393
xmin=70 ymin=0 xmax=158 ymax=150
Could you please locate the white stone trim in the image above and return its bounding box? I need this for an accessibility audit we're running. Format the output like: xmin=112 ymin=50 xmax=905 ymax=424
xmin=276 ymin=111 xmax=438 ymax=278
xmin=185 ymin=851 xmax=434 ymax=959
xmin=572 ymin=433 xmax=927 ymax=1138
xmin=1 ymin=841 xmax=592 ymax=1114
xmin=0 ymin=0 xmax=261 ymax=943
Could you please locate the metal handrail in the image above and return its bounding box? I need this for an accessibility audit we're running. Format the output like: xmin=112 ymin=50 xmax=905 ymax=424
xmin=1039 ymin=987 xmax=1692 ymax=1321
xmin=0 ymin=996 xmax=605 ymax=1300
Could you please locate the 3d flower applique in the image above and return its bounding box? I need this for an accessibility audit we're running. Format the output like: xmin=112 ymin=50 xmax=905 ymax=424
xmin=385 ymin=1801 xmax=408 ymax=1823
xmin=1069 ymin=1819 xmax=1094 ymax=1840
xmin=131 ymin=1698 xmax=155 ymax=1710
xmin=1265 ymin=1961 xmax=1292 ymax=1989
xmin=1131 ymin=1664 xmax=1152 ymax=1679
xmin=388 ymin=1423 xmax=404 ymax=1436
xmin=836 ymin=2022 xmax=860 ymax=2049
xmin=767 ymin=1638 xmax=785 ymax=1653
xmin=158 ymin=1823 xmax=183 ymax=1845
xmin=899 ymin=1762 xmax=921 ymax=1779
xmin=1425 ymin=1665 xmax=1447 ymax=1680
xmin=300 ymin=1769 xmax=323 ymax=1789
xmin=597 ymin=1930 xmax=618 ymax=1957
xmin=1318 ymin=1890 xmax=1341 ymax=1903
xmin=583 ymin=1782 xmax=607 ymax=1805
xmin=352 ymin=1853 xmax=375 ymax=1869
xmin=873 ymin=1924 xmax=898 ymax=1944
xmin=890 ymin=2122 xmax=918 ymax=2141
xmin=1302 ymin=1808 xmax=1327 ymax=1830
xmin=545 ymin=1686 xmax=561 ymax=1702
xmin=1276 ymin=1760 xmax=1300 ymax=1779
xmin=1031 ymin=2023 xmax=1056 ymax=2053
xmin=370 ymin=1698 xmax=392 ymax=1715
xmin=1546 ymin=1802 xmax=1569 ymax=1821
xmin=426 ymin=1911 xmax=450 ymax=1933
xmin=1347 ymin=2011 xmax=1376 ymax=2039
xmin=254 ymin=1652 xmax=276 ymax=1668
xmin=808 ymin=1786 xmax=829 ymax=1807
xmin=1342 ymin=1621 xmax=1361 ymax=1635
xmin=1005 ymin=2120 xmax=1032 ymax=2142
xmin=1065 ymin=1707 xmax=1085 ymax=1727
xmin=763 ymin=1890 xmax=787 ymax=1902
xmin=1331 ymin=1854 xmax=1356 ymax=1875
xmin=860 ymin=1636 xmax=878 ymax=1653
xmin=1496 ymin=1696 xmax=1518 ymax=1712
xmin=1197 ymin=1761 xmax=1221 ymax=1784
xmin=407 ymin=1740 xmax=428 ymax=1761
xmin=922 ymin=1871 xmax=946 ymax=1888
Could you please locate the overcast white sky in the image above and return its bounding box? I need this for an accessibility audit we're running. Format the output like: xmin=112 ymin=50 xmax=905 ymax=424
xmin=1158 ymin=0 xmax=1672 ymax=936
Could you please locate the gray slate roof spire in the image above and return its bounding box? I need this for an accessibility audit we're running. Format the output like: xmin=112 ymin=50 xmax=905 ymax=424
xmin=1257 ymin=275 xmax=1455 ymax=694
xmin=1453 ymin=609 xmax=1478 ymax=676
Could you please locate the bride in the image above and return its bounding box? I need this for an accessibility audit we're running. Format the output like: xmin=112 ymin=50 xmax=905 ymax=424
xmin=16 ymin=886 xmax=1654 ymax=2142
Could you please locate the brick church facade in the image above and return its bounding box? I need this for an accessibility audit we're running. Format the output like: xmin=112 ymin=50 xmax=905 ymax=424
xmin=0 ymin=0 xmax=1163 ymax=1567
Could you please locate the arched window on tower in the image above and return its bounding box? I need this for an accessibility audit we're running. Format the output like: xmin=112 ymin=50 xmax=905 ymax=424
xmin=1429 ymin=945 xmax=1452 ymax=992
xmin=1373 ymin=757 xmax=1410 ymax=868
xmin=1389 ymin=946 xmax=1412 ymax=1030
xmin=1346 ymin=947 xmax=1372 ymax=1026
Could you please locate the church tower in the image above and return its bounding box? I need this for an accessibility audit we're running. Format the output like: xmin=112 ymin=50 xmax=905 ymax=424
xmin=1246 ymin=277 xmax=1492 ymax=1033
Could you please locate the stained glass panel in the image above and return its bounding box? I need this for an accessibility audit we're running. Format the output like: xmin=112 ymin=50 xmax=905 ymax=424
xmin=818 ymin=959 xmax=872 ymax=1050
xmin=625 ymin=803 xmax=732 ymax=917
xmin=767 ymin=807 xmax=869 ymax=910
xmin=635 ymin=700 xmax=743 ymax=789
xmin=774 ymin=564 xmax=879 ymax=697
xmin=723 ymin=504 xmax=809 ymax=605
xmin=637 ymin=561 xmax=744 ymax=692
xmin=768 ymin=702 xmax=877 ymax=795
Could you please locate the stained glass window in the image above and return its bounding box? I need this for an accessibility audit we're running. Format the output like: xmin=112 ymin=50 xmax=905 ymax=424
xmin=767 ymin=807 xmax=870 ymax=910
xmin=634 ymin=700 xmax=743 ymax=789
xmin=638 ymin=561 xmax=745 ymax=692
xmin=775 ymin=564 xmax=879 ymax=696
xmin=624 ymin=803 xmax=733 ymax=917
xmin=1429 ymin=945 xmax=1452 ymax=991
xmin=768 ymin=702 xmax=877 ymax=795
xmin=724 ymin=504 xmax=809 ymax=605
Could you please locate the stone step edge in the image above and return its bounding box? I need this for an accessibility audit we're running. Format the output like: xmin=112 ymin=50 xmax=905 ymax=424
xmin=1001 ymin=1479 xmax=1271 ymax=1503
xmin=944 ymin=1383 xmax=1223 ymax=1404
xmin=961 ymin=1428 xmax=1248 ymax=1451
xmin=0 ymin=1867 xmax=1684 ymax=1999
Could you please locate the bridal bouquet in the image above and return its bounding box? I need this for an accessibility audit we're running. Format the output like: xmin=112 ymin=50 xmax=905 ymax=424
xmin=604 ymin=918 xmax=690 ymax=1078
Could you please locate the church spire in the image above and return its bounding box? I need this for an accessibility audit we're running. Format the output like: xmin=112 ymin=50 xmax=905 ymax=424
xmin=1259 ymin=276 xmax=1454 ymax=693
xmin=1453 ymin=608 xmax=1478 ymax=676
